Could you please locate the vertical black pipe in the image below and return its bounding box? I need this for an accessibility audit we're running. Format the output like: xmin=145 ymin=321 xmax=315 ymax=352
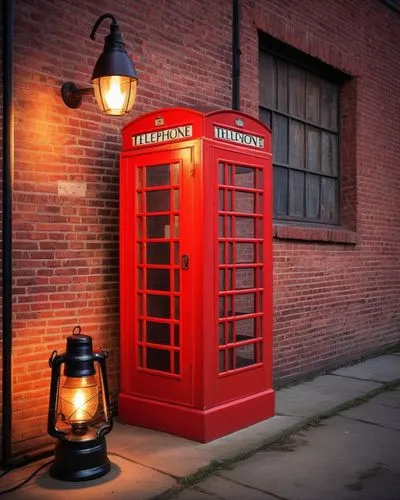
xmin=2 ymin=0 xmax=14 ymax=467
xmin=232 ymin=0 xmax=240 ymax=110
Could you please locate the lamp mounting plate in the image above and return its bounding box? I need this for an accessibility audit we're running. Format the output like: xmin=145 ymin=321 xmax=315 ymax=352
xmin=61 ymin=82 xmax=82 ymax=109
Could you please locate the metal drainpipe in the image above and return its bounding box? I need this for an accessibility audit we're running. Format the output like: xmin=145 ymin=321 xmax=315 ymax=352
xmin=232 ymin=0 xmax=240 ymax=110
xmin=2 ymin=0 xmax=14 ymax=468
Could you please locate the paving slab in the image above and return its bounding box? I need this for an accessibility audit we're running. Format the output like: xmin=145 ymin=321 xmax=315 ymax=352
xmin=109 ymin=415 xmax=304 ymax=478
xmin=370 ymin=388 xmax=400 ymax=408
xmin=276 ymin=374 xmax=381 ymax=418
xmin=341 ymin=399 xmax=400 ymax=430
xmin=109 ymin=422 xmax=215 ymax=478
xmin=0 ymin=454 xmax=176 ymax=500
xmin=332 ymin=354 xmax=400 ymax=383
xmin=217 ymin=415 xmax=400 ymax=500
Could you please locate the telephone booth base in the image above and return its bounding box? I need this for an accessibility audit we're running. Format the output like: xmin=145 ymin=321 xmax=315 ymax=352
xmin=119 ymin=389 xmax=274 ymax=443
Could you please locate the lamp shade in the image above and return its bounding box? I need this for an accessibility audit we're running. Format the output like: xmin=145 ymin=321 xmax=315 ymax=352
xmin=91 ymin=19 xmax=138 ymax=115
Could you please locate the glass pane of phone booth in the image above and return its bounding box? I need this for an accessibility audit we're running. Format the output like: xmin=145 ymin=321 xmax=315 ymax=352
xmin=136 ymin=163 xmax=181 ymax=375
xmin=218 ymin=163 xmax=264 ymax=373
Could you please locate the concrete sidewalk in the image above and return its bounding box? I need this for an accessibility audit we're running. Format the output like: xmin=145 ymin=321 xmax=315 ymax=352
xmin=1 ymin=353 xmax=399 ymax=499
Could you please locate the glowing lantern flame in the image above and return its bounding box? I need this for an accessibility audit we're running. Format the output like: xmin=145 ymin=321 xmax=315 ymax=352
xmin=104 ymin=76 xmax=126 ymax=111
xmin=60 ymin=375 xmax=99 ymax=426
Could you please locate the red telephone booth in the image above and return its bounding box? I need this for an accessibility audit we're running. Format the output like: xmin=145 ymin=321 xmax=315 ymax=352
xmin=119 ymin=108 xmax=274 ymax=442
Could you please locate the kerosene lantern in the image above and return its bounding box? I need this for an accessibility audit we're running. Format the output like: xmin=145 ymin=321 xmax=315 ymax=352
xmin=47 ymin=326 xmax=113 ymax=481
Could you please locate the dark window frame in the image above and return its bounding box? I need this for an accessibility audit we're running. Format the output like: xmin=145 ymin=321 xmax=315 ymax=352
xmin=259 ymin=32 xmax=350 ymax=226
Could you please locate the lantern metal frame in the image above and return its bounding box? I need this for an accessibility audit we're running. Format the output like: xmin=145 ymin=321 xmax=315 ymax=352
xmin=47 ymin=326 xmax=113 ymax=482
xmin=61 ymin=13 xmax=138 ymax=114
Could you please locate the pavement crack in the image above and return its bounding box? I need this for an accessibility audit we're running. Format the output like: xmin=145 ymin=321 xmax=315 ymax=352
xmin=330 ymin=373 xmax=385 ymax=384
xmin=339 ymin=415 xmax=400 ymax=432
xmin=108 ymin=451 xmax=180 ymax=481
xmin=196 ymin=485 xmax=227 ymax=499
xmin=218 ymin=475 xmax=291 ymax=500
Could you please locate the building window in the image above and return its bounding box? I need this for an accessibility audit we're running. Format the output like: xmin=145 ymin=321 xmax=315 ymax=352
xmin=259 ymin=35 xmax=346 ymax=225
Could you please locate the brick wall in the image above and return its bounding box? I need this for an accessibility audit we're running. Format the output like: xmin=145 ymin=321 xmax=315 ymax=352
xmin=0 ymin=0 xmax=399 ymax=454
xmin=240 ymin=0 xmax=400 ymax=380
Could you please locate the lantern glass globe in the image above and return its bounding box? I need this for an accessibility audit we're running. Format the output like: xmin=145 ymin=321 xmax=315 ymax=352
xmin=60 ymin=375 xmax=99 ymax=431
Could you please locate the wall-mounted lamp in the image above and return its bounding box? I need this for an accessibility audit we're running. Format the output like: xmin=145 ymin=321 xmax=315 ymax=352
xmin=47 ymin=326 xmax=113 ymax=481
xmin=61 ymin=13 xmax=138 ymax=116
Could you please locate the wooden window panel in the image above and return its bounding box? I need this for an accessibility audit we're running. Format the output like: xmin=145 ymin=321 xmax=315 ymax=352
xmin=277 ymin=60 xmax=288 ymax=113
xmin=259 ymin=45 xmax=340 ymax=225
xmin=305 ymin=174 xmax=320 ymax=219
xmin=259 ymin=108 xmax=271 ymax=128
xmin=288 ymin=170 xmax=305 ymax=217
xmin=320 ymin=81 xmax=339 ymax=131
xmin=259 ymin=52 xmax=276 ymax=109
xmin=321 ymin=132 xmax=338 ymax=176
xmin=289 ymin=120 xmax=305 ymax=170
xmin=321 ymin=178 xmax=338 ymax=224
xmin=273 ymin=166 xmax=288 ymax=216
xmin=272 ymin=114 xmax=288 ymax=164
xmin=306 ymin=74 xmax=320 ymax=124
xmin=289 ymin=66 xmax=305 ymax=119
xmin=306 ymin=126 xmax=321 ymax=173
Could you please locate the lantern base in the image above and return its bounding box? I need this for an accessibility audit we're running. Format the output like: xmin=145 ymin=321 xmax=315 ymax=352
xmin=50 ymin=435 xmax=110 ymax=481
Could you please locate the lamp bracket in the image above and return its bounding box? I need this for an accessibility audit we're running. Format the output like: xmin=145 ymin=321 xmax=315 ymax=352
xmin=61 ymin=82 xmax=94 ymax=109
xmin=90 ymin=13 xmax=118 ymax=41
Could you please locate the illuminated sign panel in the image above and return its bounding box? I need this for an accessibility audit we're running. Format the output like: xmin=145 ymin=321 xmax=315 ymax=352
xmin=133 ymin=125 xmax=193 ymax=146
xmin=214 ymin=126 xmax=264 ymax=148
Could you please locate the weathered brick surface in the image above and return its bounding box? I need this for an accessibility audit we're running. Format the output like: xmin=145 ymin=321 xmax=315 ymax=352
xmin=0 ymin=0 xmax=399 ymax=453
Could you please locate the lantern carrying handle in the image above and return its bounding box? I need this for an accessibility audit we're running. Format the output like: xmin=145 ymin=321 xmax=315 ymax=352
xmin=72 ymin=325 xmax=81 ymax=336
xmin=47 ymin=351 xmax=68 ymax=440
xmin=49 ymin=350 xmax=58 ymax=368
xmin=93 ymin=351 xmax=114 ymax=437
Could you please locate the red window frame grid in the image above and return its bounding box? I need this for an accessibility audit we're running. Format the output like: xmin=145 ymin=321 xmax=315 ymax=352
xmin=217 ymin=161 xmax=265 ymax=375
xmin=135 ymin=162 xmax=183 ymax=378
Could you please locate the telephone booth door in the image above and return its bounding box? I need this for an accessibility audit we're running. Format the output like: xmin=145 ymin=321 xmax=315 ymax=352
xmin=120 ymin=146 xmax=195 ymax=406
xmin=208 ymin=145 xmax=272 ymax=406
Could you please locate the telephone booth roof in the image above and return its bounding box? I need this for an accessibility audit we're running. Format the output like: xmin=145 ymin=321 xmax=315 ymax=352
xmin=121 ymin=107 xmax=271 ymax=153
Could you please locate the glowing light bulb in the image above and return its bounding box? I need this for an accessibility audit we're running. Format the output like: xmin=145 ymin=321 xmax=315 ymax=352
xmin=93 ymin=75 xmax=137 ymax=116
xmin=104 ymin=76 xmax=126 ymax=111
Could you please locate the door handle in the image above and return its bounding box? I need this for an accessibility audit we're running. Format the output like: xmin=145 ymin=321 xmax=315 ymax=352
xmin=182 ymin=254 xmax=189 ymax=270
